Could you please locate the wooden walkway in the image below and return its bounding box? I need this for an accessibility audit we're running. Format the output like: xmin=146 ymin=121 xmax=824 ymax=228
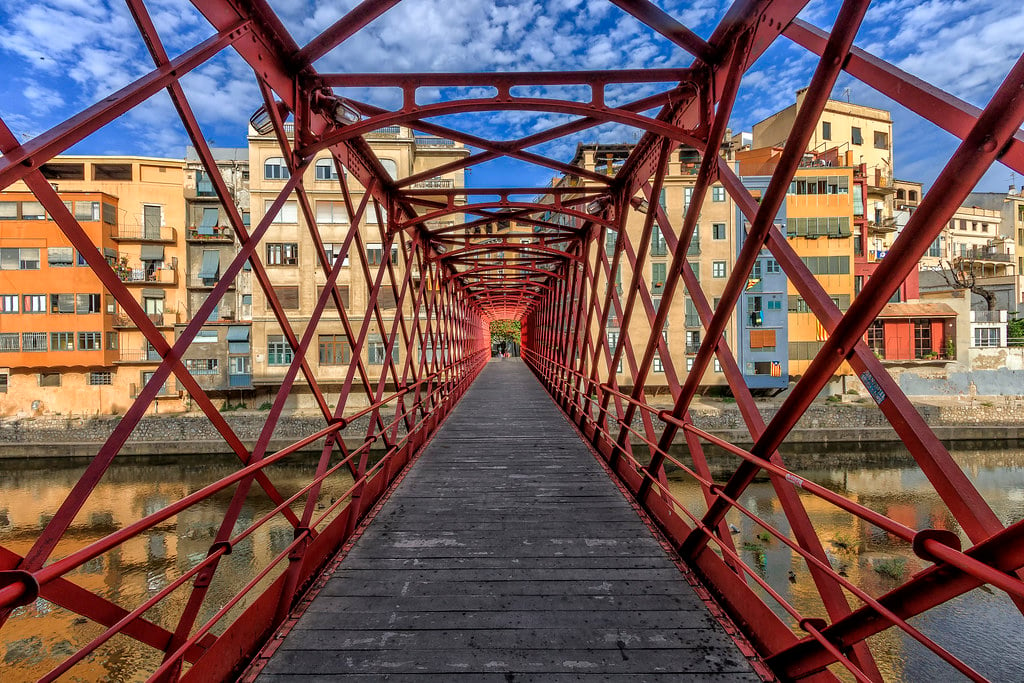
xmin=257 ymin=359 xmax=761 ymax=681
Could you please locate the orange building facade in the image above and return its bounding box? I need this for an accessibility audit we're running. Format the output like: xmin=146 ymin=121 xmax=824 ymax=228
xmin=1 ymin=157 xmax=188 ymax=416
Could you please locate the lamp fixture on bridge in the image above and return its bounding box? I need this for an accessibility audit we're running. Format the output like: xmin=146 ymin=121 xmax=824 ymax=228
xmin=313 ymin=89 xmax=362 ymax=126
xmin=249 ymin=100 xmax=290 ymax=135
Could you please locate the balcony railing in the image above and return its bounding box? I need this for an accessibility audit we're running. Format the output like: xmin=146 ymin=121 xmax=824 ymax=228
xmin=117 ymin=349 xmax=164 ymax=363
xmin=111 ymin=225 xmax=177 ymax=242
xmin=415 ymin=136 xmax=456 ymax=147
xmin=958 ymin=247 xmax=1013 ymax=263
xmin=117 ymin=268 xmax=177 ymax=285
xmin=412 ymin=178 xmax=455 ymax=189
xmin=972 ymin=310 xmax=1007 ymax=323
xmin=367 ymin=125 xmax=403 ymax=137
xmin=228 ymin=373 xmax=252 ymax=388
xmin=187 ymin=226 xmax=233 ymax=241
xmin=868 ymin=217 xmax=898 ymax=233
xmin=114 ymin=313 xmax=172 ymax=328
xmin=188 ymin=277 xmax=232 ymax=290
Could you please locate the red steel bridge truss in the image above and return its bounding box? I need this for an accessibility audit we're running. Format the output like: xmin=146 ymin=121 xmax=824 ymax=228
xmin=1 ymin=0 xmax=1023 ymax=680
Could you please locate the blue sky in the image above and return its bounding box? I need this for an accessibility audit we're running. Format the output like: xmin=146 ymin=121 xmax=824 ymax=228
xmin=1 ymin=0 xmax=1022 ymax=194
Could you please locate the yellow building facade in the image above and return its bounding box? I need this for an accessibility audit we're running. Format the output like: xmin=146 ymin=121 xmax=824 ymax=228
xmin=247 ymin=126 xmax=468 ymax=411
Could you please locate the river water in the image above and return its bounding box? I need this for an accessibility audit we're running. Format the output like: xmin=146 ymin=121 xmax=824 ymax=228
xmin=1 ymin=448 xmax=1022 ymax=681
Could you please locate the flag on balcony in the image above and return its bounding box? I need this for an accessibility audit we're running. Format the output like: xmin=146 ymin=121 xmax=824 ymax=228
xmin=815 ymin=319 xmax=829 ymax=342
xmin=745 ymin=278 xmax=760 ymax=291
xmin=770 ymin=361 xmax=782 ymax=377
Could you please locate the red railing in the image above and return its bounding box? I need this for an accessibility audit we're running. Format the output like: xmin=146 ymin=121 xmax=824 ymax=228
xmin=0 ymin=0 xmax=1022 ymax=681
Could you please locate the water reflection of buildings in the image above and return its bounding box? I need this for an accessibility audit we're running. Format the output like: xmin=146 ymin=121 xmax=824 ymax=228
xmin=0 ymin=459 xmax=351 ymax=681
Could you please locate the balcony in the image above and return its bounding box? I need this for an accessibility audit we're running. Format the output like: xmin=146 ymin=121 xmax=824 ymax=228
xmin=129 ymin=379 xmax=178 ymax=397
xmin=868 ymin=217 xmax=898 ymax=234
xmin=958 ymin=246 xmax=1013 ymax=263
xmin=412 ymin=177 xmax=455 ymax=190
xmin=117 ymin=267 xmax=177 ymax=285
xmin=187 ymin=226 xmax=233 ymax=242
xmin=188 ymin=277 xmax=232 ymax=290
xmin=116 ymin=348 xmax=163 ymax=364
xmin=228 ymin=373 xmax=252 ymax=388
xmin=368 ymin=125 xmax=403 ymax=138
xmin=113 ymin=313 xmax=173 ymax=328
xmin=415 ymin=136 xmax=456 ymax=148
xmin=111 ymin=225 xmax=177 ymax=242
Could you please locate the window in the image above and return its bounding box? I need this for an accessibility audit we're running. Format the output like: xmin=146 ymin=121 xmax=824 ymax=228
xmin=974 ymin=327 xmax=1000 ymax=348
xmin=366 ymin=242 xmax=384 ymax=265
xmin=273 ymin=286 xmax=299 ymax=310
xmin=264 ymin=199 xmax=298 ymax=224
xmin=749 ymin=329 xmax=776 ymax=351
xmin=89 ymin=371 xmax=112 ymax=385
xmin=651 ymin=262 xmax=666 ymax=291
xmin=267 ymin=335 xmax=293 ymax=365
xmin=712 ymin=186 xmax=725 ymax=202
xmin=76 ymin=294 xmax=101 ymax=314
xmin=381 ymin=159 xmax=398 ymax=179
xmin=368 ymin=340 xmax=393 ymax=365
xmin=48 ymin=247 xmax=74 ymax=268
xmin=315 ymin=158 xmax=338 ymax=181
xmin=0 ymin=294 xmax=17 ymax=313
xmin=913 ymin=321 xmax=932 ymax=359
xmin=686 ymin=330 xmax=701 ymax=354
xmin=653 ymin=354 xmax=664 ymax=373
xmin=822 ymin=121 xmax=831 ymax=140
xmin=765 ymin=259 xmax=781 ymax=274
xmin=319 ymin=335 xmax=351 ymax=365
xmin=0 ymin=333 xmax=18 ymax=351
xmin=790 ymin=176 xmax=850 ymax=195
xmin=184 ymin=359 xmax=219 ymax=375
xmin=851 ymin=127 xmax=863 ymax=145
xmin=0 ymin=202 xmax=17 ymax=219
xmin=867 ymin=321 xmax=884 ymax=355
xmin=365 ymin=204 xmax=388 ymax=225
xmin=51 ymin=294 xmax=75 ymax=313
xmin=714 ymin=359 xmax=722 ymax=372
xmin=686 ymin=357 xmax=694 ymax=371
xmin=316 ymin=201 xmax=348 ymax=224
xmin=0 ymin=372 xmax=6 ymax=393
xmin=1 ymin=248 xmax=40 ymax=270
xmin=323 ymin=243 xmax=350 ymax=266
xmin=22 ymin=294 xmax=45 ymax=313
xmin=107 ymin=332 xmax=118 ymax=350
xmin=264 ymin=157 xmax=290 ymax=179
xmin=143 ymin=296 xmax=164 ymax=316
xmin=683 ymin=187 xmax=693 ymax=211
xmin=74 ymin=201 xmax=100 ymax=221
xmin=78 ymin=332 xmax=101 ymax=350
xmin=605 ymin=229 xmax=617 ymax=256
xmin=874 ymin=131 xmax=889 ymax=149
xmin=800 ymin=256 xmax=850 ymax=275
xmin=651 ymin=226 xmax=667 ymax=256
xmin=712 ymin=261 xmax=726 ymax=278
xmin=712 ymin=223 xmax=726 ymax=240
xmin=788 ymin=216 xmax=852 ymax=238
xmin=22 ymin=333 xmax=46 ymax=351
xmin=39 ymin=372 xmax=61 ymax=387
xmin=266 ymin=243 xmax=298 ymax=266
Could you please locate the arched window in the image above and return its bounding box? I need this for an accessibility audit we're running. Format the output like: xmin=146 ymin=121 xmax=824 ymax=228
xmin=264 ymin=157 xmax=290 ymax=180
xmin=909 ymin=190 xmax=918 ymax=202
xmin=381 ymin=158 xmax=398 ymax=179
xmin=315 ymin=158 xmax=338 ymax=181
xmin=896 ymin=189 xmax=905 ymax=200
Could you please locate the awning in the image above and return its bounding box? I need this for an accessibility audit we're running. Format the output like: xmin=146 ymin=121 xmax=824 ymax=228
xmin=226 ymin=325 xmax=250 ymax=342
xmin=103 ymin=247 xmax=117 ymax=258
xmin=878 ymin=302 xmax=957 ymax=319
xmin=140 ymin=245 xmax=164 ymax=261
xmin=198 ymin=207 xmax=218 ymax=235
xmin=197 ymin=250 xmax=220 ymax=280
xmin=142 ymin=288 xmax=165 ymax=299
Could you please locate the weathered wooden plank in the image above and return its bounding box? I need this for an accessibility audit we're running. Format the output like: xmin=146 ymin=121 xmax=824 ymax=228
xmin=257 ymin=360 xmax=759 ymax=680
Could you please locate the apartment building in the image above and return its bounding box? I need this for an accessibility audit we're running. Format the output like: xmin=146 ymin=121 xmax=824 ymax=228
xmin=964 ymin=187 xmax=1024 ymax=311
xmin=176 ymin=147 xmax=254 ymax=399
xmin=247 ymin=125 xmax=469 ymax=410
xmin=736 ymin=147 xmax=857 ymax=377
xmin=569 ymin=143 xmax=736 ymax=394
xmin=1 ymin=156 xmax=187 ymax=415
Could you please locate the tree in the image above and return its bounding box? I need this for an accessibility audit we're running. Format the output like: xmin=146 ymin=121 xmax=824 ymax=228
xmin=939 ymin=256 xmax=998 ymax=311
xmin=489 ymin=320 xmax=521 ymax=344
